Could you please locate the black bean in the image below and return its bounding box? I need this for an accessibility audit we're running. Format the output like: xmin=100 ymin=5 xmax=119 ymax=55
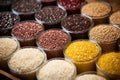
xmin=0 ymin=12 xmax=20 ymax=29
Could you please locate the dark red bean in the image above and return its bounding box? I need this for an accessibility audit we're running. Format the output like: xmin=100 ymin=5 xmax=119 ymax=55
xmin=58 ymin=0 xmax=83 ymax=14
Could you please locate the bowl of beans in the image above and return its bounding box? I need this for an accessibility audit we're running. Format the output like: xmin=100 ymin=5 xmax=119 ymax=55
xmin=62 ymin=14 xmax=94 ymax=40
xmin=12 ymin=0 xmax=42 ymax=20
xmin=64 ymin=39 xmax=101 ymax=73
xmin=37 ymin=29 xmax=71 ymax=59
xmin=11 ymin=20 xmax=44 ymax=47
xmin=57 ymin=0 xmax=85 ymax=15
xmin=97 ymin=52 xmax=120 ymax=80
xmin=89 ymin=24 xmax=120 ymax=53
xmin=0 ymin=12 xmax=20 ymax=36
xmin=81 ymin=1 xmax=112 ymax=25
xmin=35 ymin=6 xmax=67 ymax=29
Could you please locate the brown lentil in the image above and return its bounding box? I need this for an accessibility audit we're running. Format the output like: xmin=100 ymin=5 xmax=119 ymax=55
xmin=12 ymin=21 xmax=44 ymax=46
xmin=110 ymin=11 xmax=120 ymax=28
xmin=89 ymin=24 xmax=120 ymax=43
xmin=35 ymin=6 xmax=66 ymax=29
xmin=89 ymin=24 xmax=120 ymax=52
xmin=82 ymin=2 xmax=111 ymax=17
xmin=81 ymin=1 xmax=111 ymax=25
xmin=37 ymin=29 xmax=71 ymax=59
xmin=99 ymin=0 xmax=120 ymax=12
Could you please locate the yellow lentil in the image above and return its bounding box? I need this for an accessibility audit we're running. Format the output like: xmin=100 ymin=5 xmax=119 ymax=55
xmin=65 ymin=40 xmax=100 ymax=61
xmin=97 ymin=52 xmax=120 ymax=76
xmin=65 ymin=40 xmax=101 ymax=73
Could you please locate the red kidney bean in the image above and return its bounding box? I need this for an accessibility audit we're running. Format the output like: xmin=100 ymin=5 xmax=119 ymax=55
xmin=58 ymin=0 xmax=84 ymax=15
xmin=37 ymin=29 xmax=71 ymax=59
xmin=12 ymin=21 xmax=44 ymax=47
xmin=35 ymin=6 xmax=67 ymax=29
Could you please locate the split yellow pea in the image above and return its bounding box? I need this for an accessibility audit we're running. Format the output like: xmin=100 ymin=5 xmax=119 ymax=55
xmin=97 ymin=52 xmax=120 ymax=79
xmin=65 ymin=40 xmax=101 ymax=73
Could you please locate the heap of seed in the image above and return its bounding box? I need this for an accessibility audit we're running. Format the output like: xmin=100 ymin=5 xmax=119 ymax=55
xmin=37 ymin=60 xmax=75 ymax=80
xmin=65 ymin=40 xmax=100 ymax=61
xmin=12 ymin=21 xmax=44 ymax=39
xmin=0 ymin=12 xmax=20 ymax=29
xmin=0 ymin=38 xmax=18 ymax=57
xmin=76 ymin=74 xmax=107 ymax=80
xmin=97 ymin=52 xmax=120 ymax=75
xmin=110 ymin=11 xmax=120 ymax=25
xmin=89 ymin=24 xmax=120 ymax=43
xmin=8 ymin=48 xmax=45 ymax=73
xmin=62 ymin=14 xmax=91 ymax=32
xmin=12 ymin=0 xmax=41 ymax=12
xmin=82 ymin=2 xmax=111 ymax=17
xmin=35 ymin=6 xmax=66 ymax=24
xmin=37 ymin=29 xmax=70 ymax=49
